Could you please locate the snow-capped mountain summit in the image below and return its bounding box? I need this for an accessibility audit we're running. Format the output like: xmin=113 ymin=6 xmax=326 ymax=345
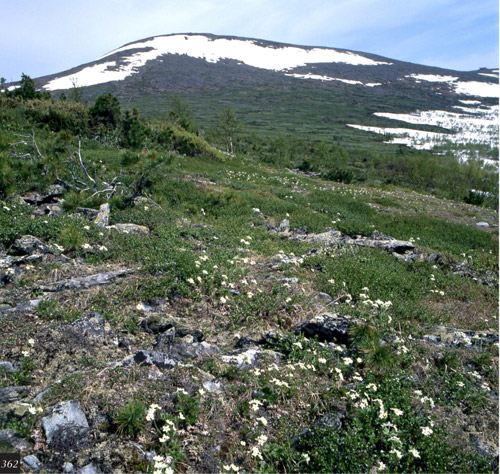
xmin=28 ymin=33 xmax=499 ymax=158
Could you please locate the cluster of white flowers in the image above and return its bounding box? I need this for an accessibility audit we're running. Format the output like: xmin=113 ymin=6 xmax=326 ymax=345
xmin=430 ymin=289 xmax=445 ymax=296
xmin=159 ymin=419 xmax=177 ymax=443
xmin=222 ymin=463 xmax=241 ymax=472
xmin=152 ymin=455 xmax=173 ymax=474
xmin=359 ymin=289 xmax=392 ymax=311
xmin=249 ymin=399 xmax=263 ymax=412
xmin=146 ymin=403 xmax=160 ymax=421
xmin=28 ymin=405 xmax=43 ymax=415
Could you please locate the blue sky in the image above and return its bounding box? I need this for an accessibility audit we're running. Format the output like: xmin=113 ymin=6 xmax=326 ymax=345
xmin=1 ymin=0 xmax=498 ymax=82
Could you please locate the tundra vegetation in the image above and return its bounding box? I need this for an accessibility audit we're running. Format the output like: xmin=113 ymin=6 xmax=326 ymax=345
xmin=0 ymin=79 xmax=498 ymax=473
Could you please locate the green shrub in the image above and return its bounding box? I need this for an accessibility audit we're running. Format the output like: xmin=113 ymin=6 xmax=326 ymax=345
xmin=114 ymin=401 xmax=146 ymax=438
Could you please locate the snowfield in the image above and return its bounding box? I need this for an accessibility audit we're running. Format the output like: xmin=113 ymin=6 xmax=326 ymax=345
xmin=405 ymin=74 xmax=499 ymax=98
xmin=348 ymin=104 xmax=499 ymax=160
xmin=285 ymin=72 xmax=381 ymax=87
xmin=44 ymin=34 xmax=392 ymax=91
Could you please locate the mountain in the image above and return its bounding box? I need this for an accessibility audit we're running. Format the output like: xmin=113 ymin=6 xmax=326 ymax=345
xmin=31 ymin=33 xmax=500 ymax=158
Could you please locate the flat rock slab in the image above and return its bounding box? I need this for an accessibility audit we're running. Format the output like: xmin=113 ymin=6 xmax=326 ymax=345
xmin=12 ymin=235 xmax=55 ymax=256
xmin=107 ymin=223 xmax=150 ymax=236
xmin=124 ymin=350 xmax=179 ymax=370
xmin=71 ymin=312 xmax=118 ymax=346
xmin=422 ymin=326 xmax=499 ymax=348
xmin=39 ymin=269 xmax=132 ymax=292
xmin=295 ymin=313 xmax=354 ymax=345
xmin=42 ymin=400 xmax=90 ymax=451
xmin=0 ymin=386 xmax=29 ymax=403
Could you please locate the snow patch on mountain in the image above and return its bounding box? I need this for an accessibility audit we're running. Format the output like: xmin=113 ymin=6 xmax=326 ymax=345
xmin=43 ymin=34 xmax=392 ymax=90
xmin=348 ymin=104 xmax=498 ymax=159
xmin=405 ymin=74 xmax=499 ymax=98
xmin=285 ymin=72 xmax=381 ymax=87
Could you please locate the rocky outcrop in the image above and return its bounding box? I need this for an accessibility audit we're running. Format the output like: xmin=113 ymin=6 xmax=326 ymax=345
xmin=422 ymin=326 xmax=499 ymax=348
xmin=39 ymin=269 xmax=132 ymax=292
xmin=71 ymin=312 xmax=118 ymax=346
xmin=295 ymin=313 xmax=354 ymax=345
xmin=107 ymin=223 xmax=150 ymax=236
xmin=12 ymin=235 xmax=55 ymax=256
xmin=94 ymin=203 xmax=110 ymax=228
xmin=42 ymin=400 xmax=90 ymax=452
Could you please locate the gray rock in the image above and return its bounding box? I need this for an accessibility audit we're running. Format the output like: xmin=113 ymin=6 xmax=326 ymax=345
xmin=422 ymin=326 xmax=498 ymax=348
xmin=153 ymin=327 xmax=176 ymax=352
xmin=23 ymin=455 xmax=42 ymax=471
xmin=42 ymin=400 xmax=90 ymax=451
xmin=94 ymin=203 xmax=110 ymax=228
xmin=43 ymin=203 xmax=64 ymax=217
xmin=76 ymin=207 xmax=99 ymax=219
xmin=107 ymin=223 xmax=150 ymax=236
xmin=170 ymin=342 xmax=220 ymax=361
xmin=62 ymin=462 xmax=75 ymax=473
xmin=476 ymin=222 xmax=489 ymax=227
xmin=136 ymin=299 xmax=166 ymax=313
xmin=39 ymin=269 xmax=132 ymax=292
xmin=0 ymin=428 xmax=32 ymax=451
xmin=295 ymin=411 xmax=345 ymax=447
xmin=71 ymin=312 xmax=118 ymax=346
xmin=0 ymin=362 xmax=15 ymax=374
xmin=0 ymin=386 xmax=29 ymax=403
xmin=277 ymin=219 xmax=290 ymax=233
xmin=125 ymin=350 xmax=179 ymax=370
xmin=12 ymin=235 xmax=54 ymax=256
xmin=314 ymin=292 xmax=333 ymax=305
xmin=77 ymin=463 xmax=101 ymax=474
xmin=296 ymin=313 xmax=353 ymax=345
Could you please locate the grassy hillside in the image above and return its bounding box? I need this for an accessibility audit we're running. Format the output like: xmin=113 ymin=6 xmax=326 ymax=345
xmin=0 ymin=92 xmax=498 ymax=473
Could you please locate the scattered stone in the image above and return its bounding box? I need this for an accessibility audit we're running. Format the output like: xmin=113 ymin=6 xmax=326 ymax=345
xmin=422 ymin=326 xmax=498 ymax=348
xmin=170 ymin=342 xmax=220 ymax=361
xmin=62 ymin=462 xmax=75 ymax=473
xmin=176 ymin=328 xmax=203 ymax=342
xmin=39 ymin=269 xmax=132 ymax=292
xmin=12 ymin=235 xmax=54 ymax=256
xmin=42 ymin=203 xmax=64 ymax=217
xmin=140 ymin=315 xmax=175 ymax=334
xmin=0 ymin=361 xmax=16 ymax=374
xmin=270 ymin=253 xmax=304 ymax=267
xmin=0 ymin=386 xmax=29 ymax=403
xmin=136 ymin=299 xmax=166 ymax=313
xmin=71 ymin=312 xmax=118 ymax=346
xmin=314 ymin=292 xmax=333 ymax=306
xmin=295 ymin=410 xmax=346 ymax=447
xmin=42 ymin=400 xmax=90 ymax=451
xmin=125 ymin=350 xmax=179 ymax=370
xmin=296 ymin=313 xmax=354 ymax=345
xmin=107 ymin=223 xmax=150 ymax=236
xmin=0 ymin=299 xmax=42 ymax=315
xmin=0 ymin=429 xmax=32 ymax=451
xmin=153 ymin=327 xmax=176 ymax=353
xmin=76 ymin=207 xmax=99 ymax=219
xmin=277 ymin=219 xmax=290 ymax=233
xmin=77 ymin=463 xmax=101 ymax=474
xmin=220 ymin=347 xmax=262 ymax=368
xmin=235 ymin=336 xmax=259 ymax=349
xmin=476 ymin=222 xmax=489 ymax=227
xmin=94 ymin=203 xmax=110 ymax=228
xmin=23 ymin=455 xmax=42 ymax=472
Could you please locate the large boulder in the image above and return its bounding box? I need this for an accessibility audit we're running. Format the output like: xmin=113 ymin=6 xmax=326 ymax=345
xmin=295 ymin=313 xmax=353 ymax=345
xmin=42 ymin=400 xmax=90 ymax=452
xmin=94 ymin=203 xmax=110 ymax=228
xmin=12 ymin=235 xmax=54 ymax=256
xmin=71 ymin=312 xmax=118 ymax=346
